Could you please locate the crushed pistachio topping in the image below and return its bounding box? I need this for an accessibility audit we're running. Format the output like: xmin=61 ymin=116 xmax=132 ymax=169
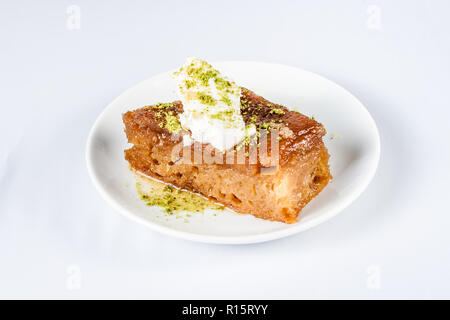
xmin=234 ymin=124 xmax=257 ymax=152
xmin=174 ymin=58 xmax=241 ymax=126
xmin=220 ymin=94 xmax=232 ymax=106
xmin=175 ymin=59 xmax=237 ymax=96
xmin=184 ymin=80 xmax=196 ymax=89
xmin=209 ymin=110 xmax=234 ymax=124
xmin=162 ymin=111 xmax=182 ymax=133
xmin=147 ymin=102 xmax=182 ymax=133
xmin=196 ymin=92 xmax=216 ymax=106
xmin=152 ymin=102 xmax=174 ymax=109
xmin=249 ymin=115 xmax=258 ymax=123
xmin=136 ymin=175 xmax=223 ymax=215
xmin=198 ymin=69 xmax=218 ymax=86
xmin=269 ymin=108 xmax=285 ymax=115
xmin=174 ymin=57 xmax=252 ymax=151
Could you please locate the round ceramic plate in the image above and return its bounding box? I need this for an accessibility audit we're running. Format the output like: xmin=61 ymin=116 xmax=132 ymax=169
xmin=86 ymin=61 xmax=380 ymax=244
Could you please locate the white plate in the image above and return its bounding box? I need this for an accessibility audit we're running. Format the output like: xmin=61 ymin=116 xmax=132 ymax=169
xmin=86 ymin=61 xmax=380 ymax=244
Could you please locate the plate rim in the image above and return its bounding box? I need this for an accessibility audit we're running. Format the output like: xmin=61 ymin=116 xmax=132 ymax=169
xmin=86 ymin=60 xmax=381 ymax=245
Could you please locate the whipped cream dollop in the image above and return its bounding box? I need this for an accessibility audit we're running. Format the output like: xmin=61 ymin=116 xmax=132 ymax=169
xmin=174 ymin=57 xmax=255 ymax=152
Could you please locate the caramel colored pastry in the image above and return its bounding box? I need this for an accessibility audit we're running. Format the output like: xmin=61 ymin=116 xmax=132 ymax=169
xmin=123 ymin=88 xmax=331 ymax=223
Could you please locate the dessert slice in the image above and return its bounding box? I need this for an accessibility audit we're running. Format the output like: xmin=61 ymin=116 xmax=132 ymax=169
xmin=123 ymin=58 xmax=331 ymax=223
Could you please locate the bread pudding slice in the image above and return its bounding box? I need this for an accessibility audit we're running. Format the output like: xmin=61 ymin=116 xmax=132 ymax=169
xmin=123 ymin=88 xmax=331 ymax=223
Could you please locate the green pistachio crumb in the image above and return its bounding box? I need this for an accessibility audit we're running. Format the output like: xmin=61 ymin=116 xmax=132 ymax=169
xmin=197 ymin=92 xmax=216 ymax=106
xmin=185 ymin=80 xmax=196 ymax=89
xmin=164 ymin=112 xmax=182 ymax=133
xmin=136 ymin=175 xmax=224 ymax=215
xmin=209 ymin=110 xmax=234 ymax=121
xmin=269 ymin=108 xmax=285 ymax=115
xmin=152 ymin=102 xmax=174 ymax=109
xmin=220 ymin=94 xmax=232 ymax=106
xmin=249 ymin=115 xmax=258 ymax=123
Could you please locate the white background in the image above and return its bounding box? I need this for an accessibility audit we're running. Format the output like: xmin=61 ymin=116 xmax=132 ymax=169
xmin=1 ymin=0 xmax=449 ymax=299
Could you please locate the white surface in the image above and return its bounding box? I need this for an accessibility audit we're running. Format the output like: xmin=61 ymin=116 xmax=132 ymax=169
xmin=1 ymin=0 xmax=449 ymax=299
xmin=86 ymin=61 xmax=380 ymax=244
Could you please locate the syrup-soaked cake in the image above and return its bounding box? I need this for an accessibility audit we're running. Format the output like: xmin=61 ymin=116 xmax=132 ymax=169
xmin=123 ymin=87 xmax=331 ymax=223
